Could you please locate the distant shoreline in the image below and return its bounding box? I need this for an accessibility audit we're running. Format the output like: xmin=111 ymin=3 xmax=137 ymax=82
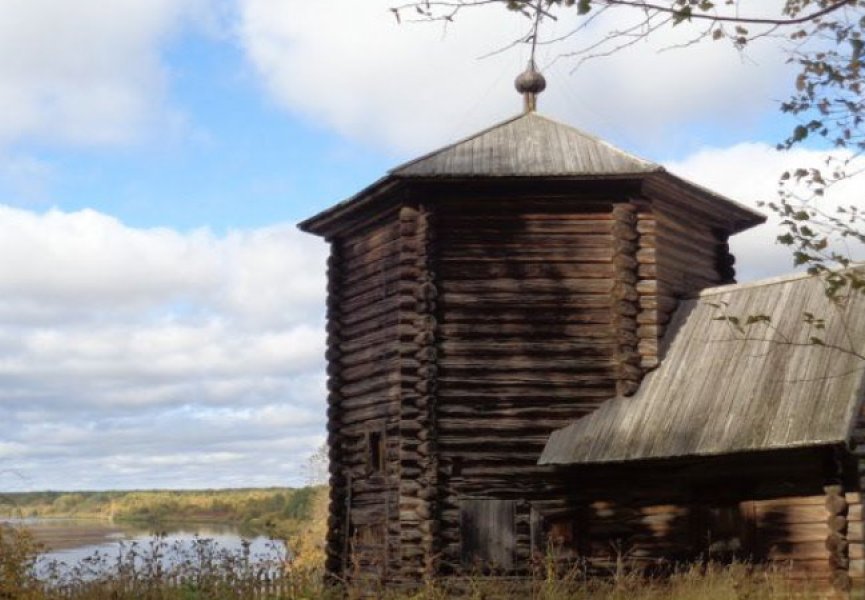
xmin=0 ymin=486 xmax=325 ymax=541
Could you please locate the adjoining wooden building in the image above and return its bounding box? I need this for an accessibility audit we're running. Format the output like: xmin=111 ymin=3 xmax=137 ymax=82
xmin=299 ymin=67 xmax=865 ymax=593
xmin=540 ymin=272 xmax=865 ymax=592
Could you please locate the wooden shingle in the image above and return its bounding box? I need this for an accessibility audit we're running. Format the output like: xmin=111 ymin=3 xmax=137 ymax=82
xmin=540 ymin=270 xmax=865 ymax=465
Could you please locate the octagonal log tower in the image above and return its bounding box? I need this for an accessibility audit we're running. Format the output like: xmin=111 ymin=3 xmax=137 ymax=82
xmin=300 ymin=110 xmax=764 ymax=584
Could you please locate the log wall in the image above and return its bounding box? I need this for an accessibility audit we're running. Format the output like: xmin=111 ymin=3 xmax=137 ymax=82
xmin=326 ymin=211 xmax=403 ymax=581
xmin=637 ymin=193 xmax=737 ymax=367
xmin=396 ymin=204 xmax=440 ymax=579
xmin=433 ymin=197 xmax=622 ymax=572
xmin=321 ymin=182 xmax=753 ymax=583
xmin=537 ymin=449 xmax=861 ymax=595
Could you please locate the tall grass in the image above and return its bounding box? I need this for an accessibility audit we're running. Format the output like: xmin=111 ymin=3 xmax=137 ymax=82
xmin=0 ymin=497 xmax=820 ymax=600
xmin=1 ymin=534 xmax=818 ymax=599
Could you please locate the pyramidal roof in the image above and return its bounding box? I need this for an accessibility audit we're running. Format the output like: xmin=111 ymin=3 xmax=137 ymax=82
xmin=392 ymin=111 xmax=660 ymax=178
xmin=299 ymin=110 xmax=765 ymax=237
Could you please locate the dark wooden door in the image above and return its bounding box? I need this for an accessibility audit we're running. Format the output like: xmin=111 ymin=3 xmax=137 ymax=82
xmin=460 ymin=499 xmax=517 ymax=571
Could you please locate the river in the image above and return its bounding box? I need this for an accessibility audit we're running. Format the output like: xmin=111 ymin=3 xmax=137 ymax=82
xmin=2 ymin=517 xmax=286 ymax=575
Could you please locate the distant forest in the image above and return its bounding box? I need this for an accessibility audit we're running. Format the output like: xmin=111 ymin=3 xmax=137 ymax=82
xmin=0 ymin=487 xmax=325 ymax=537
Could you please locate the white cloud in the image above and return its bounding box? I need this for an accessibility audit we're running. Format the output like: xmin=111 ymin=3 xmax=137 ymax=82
xmin=237 ymin=0 xmax=791 ymax=155
xmin=3 ymin=143 xmax=863 ymax=491
xmin=0 ymin=0 xmax=216 ymax=148
xmin=0 ymin=203 xmax=328 ymax=490
xmin=665 ymin=144 xmax=865 ymax=282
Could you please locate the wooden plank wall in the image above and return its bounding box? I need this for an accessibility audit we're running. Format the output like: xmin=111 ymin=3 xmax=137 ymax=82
xmin=433 ymin=198 xmax=622 ymax=573
xmin=326 ymin=213 xmax=403 ymax=579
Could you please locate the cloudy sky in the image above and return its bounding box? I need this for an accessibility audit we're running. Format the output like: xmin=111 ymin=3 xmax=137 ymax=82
xmin=0 ymin=0 xmax=860 ymax=491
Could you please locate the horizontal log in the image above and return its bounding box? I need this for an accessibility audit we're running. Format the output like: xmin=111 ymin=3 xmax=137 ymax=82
xmin=340 ymin=373 xmax=401 ymax=398
xmin=439 ymin=357 xmax=616 ymax=371
xmin=634 ymin=290 xmax=676 ymax=309
xmin=755 ymin=503 xmax=834 ymax=525
xmin=340 ymin=236 xmax=401 ymax=266
xmin=439 ymin=233 xmax=614 ymax=248
xmin=339 ymin=345 xmax=399 ymax=369
xmin=338 ymin=220 xmax=400 ymax=253
xmin=439 ymin=292 xmax=613 ymax=308
xmin=438 ymin=244 xmax=612 ymax=261
xmin=438 ymin=209 xmax=615 ymax=222
xmin=438 ymin=312 xmax=613 ymax=327
xmin=339 ymin=402 xmax=399 ymax=429
xmin=438 ymin=370 xmax=615 ymax=385
xmin=438 ymin=417 xmax=593 ymax=433
xmin=340 ymin=358 xmax=397 ymax=384
xmin=437 ymin=387 xmax=615 ymax=401
xmin=438 ymin=213 xmax=613 ymax=233
xmin=439 ymin=339 xmax=615 ymax=356
xmin=439 ymin=278 xmax=614 ymax=295
xmin=340 ymin=241 xmax=403 ymax=273
xmin=437 ymin=253 xmax=613 ymax=264
xmin=338 ymin=296 xmax=399 ymax=327
xmin=339 ymin=328 xmax=397 ymax=355
xmin=437 ymin=261 xmax=615 ymax=280
xmin=436 ymin=404 xmax=606 ymax=420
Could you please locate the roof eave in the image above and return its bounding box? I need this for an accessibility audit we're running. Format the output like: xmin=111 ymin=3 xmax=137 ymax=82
xmin=539 ymin=439 xmax=848 ymax=468
xmin=298 ymin=170 xmax=766 ymax=239
xmin=649 ymin=171 xmax=766 ymax=234
xmin=297 ymin=176 xmax=402 ymax=238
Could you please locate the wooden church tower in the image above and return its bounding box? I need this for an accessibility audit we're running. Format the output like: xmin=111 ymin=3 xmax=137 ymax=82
xmin=299 ymin=65 xmax=764 ymax=582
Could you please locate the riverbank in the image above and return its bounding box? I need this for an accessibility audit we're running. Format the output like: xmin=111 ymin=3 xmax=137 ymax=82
xmin=2 ymin=519 xmax=127 ymax=551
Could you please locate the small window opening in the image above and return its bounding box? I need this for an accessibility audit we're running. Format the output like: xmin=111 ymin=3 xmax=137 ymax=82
xmin=368 ymin=431 xmax=385 ymax=474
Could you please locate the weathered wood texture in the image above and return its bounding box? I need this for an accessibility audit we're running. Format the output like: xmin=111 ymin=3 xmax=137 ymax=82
xmin=319 ymin=184 xmax=759 ymax=583
xmin=542 ymin=271 xmax=865 ymax=466
xmin=393 ymin=113 xmax=657 ymax=178
xmin=635 ymin=194 xmax=735 ymax=370
xmin=433 ymin=198 xmax=623 ymax=572
xmin=326 ymin=214 xmax=403 ymax=580
xmin=460 ymin=499 xmax=517 ymax=570
xmin=535 ymin=449 xmax=856 ymax=589
xmin=397 ymin=204 xmax=440 ymax=579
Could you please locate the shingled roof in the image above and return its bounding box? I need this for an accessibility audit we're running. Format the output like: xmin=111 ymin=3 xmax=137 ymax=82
xmin=392 ymin=112 xmax=658 ymax=177
xmin=297 ymin=112 xmax=764 ymax=237
xmin=540 ymin=271 xmax=865 ymax=466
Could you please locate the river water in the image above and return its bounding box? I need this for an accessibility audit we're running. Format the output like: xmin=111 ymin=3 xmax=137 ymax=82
xmin=2 ymin=518 xmax=286 ymax=574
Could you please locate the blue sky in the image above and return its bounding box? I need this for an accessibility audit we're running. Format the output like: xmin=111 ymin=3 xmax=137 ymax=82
xmin=0 ymin=0 xmax=861 ymax=492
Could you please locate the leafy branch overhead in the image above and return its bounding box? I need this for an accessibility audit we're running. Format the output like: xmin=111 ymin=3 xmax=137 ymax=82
xmin=392 ymin=1 xmax=863 ymax=153
xmin=393 ymin=0 xmax=865 ymax=305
